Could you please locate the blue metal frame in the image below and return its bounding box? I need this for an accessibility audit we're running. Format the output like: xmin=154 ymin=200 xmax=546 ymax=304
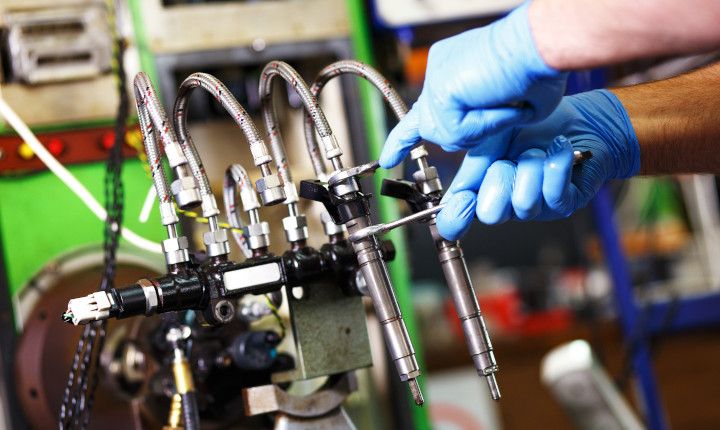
xmin=591 ymin=186 xmax=669 ymax=430
xmin=593 ymin=185 xmax=720 ymax=430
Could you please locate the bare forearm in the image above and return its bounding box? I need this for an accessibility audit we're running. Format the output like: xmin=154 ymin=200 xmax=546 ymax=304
xmin=530 ymin=0 xmax=720 ymax=70
xmin=610 ymin=63 xmax=720 ymax=175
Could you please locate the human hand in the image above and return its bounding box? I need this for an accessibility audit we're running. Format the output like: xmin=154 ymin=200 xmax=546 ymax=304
xmin=436 ymin=90 xmax=641 ymax=240
xmin=379 ymin=1 xmax=568 ymax=169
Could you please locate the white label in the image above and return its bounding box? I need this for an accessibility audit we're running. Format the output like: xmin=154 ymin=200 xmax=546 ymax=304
xmin=224 ymin=263 xmax=282 ymax=292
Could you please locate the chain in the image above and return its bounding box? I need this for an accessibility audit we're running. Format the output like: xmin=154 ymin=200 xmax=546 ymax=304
xmin=59 ymin=1 xmax=127 ymax=428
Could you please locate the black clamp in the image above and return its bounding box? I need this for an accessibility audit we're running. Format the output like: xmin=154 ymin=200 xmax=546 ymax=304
xmin=381 ymin=178 xmax=442 ymax=214
xmin=299 ymin=179 xmax=372 ymax=224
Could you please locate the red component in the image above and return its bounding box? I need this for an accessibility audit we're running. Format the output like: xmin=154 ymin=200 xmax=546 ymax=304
xmin=45 ymin=138 xmax=65 ymax=157
xmin=100 ymin=131 xmax=116 ymax=150
xmin=444 ymin=287 xmax=574 ymax=339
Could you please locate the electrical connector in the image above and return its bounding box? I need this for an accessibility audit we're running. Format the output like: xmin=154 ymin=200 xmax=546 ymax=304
xmin=66 ymin=291 xmax=115 ymax=325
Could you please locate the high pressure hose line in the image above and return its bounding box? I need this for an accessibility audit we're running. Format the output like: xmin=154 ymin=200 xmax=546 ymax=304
xmin=224 ymin=164 xmax=271 ymax=259
xmin=173 ymin=72 xmax=291 ymax=256
xmin=133 ymin=73 xmax=190 ymax=240
xmin=173 ymin=72 xmax=285 ymax=215
xmin=259 ymin=61 xmax=345 ymax=205
xmin=134 ymin=72 xmax=199 ymax=265
xmin=305 ymin=60 xmax=418 ymax=179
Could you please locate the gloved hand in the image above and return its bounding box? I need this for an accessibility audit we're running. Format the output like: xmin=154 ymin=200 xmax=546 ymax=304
xmin=380 ymin=1 xmax=568 ymax=168
xmin=436 ymin=89 xmax=641 ymax=240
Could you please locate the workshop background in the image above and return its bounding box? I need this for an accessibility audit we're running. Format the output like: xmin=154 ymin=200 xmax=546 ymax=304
xmin=1 ymin=1 xmax=719 ymax=430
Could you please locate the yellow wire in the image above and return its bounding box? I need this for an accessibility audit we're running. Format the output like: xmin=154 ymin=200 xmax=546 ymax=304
xmin=265 ymin=295 xmax=286 ymax=340
xmin=173 ymin=203 xmax=243 ymax=234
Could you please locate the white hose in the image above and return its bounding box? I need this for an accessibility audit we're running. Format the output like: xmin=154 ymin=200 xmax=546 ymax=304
xmin=0 ymin=97 xmax=162 ymax=254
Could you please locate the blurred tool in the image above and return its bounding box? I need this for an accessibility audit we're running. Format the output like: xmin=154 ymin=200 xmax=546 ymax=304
xmin=542 ymin=340 xmax=644 ymax=430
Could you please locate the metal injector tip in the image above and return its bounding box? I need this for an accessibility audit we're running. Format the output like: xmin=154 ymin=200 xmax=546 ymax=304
xmin=485 ymin=374 xmax=501 ymax=401
xmin=408 ymin=378 xmax=424 ymax=406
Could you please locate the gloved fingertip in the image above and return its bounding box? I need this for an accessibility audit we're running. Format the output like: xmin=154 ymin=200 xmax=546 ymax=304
xmin=380 ymin=108 xmax=422 ymax=168
xmin=440 ymin=190 xmax=453 ymax=205
xmin=379 ymin=137 xmax=413 ymax=169
xmin=475 ymin=160 xmax=515 ymax=225
xmin=378 ymin=146 xmax=404 ymax=169
xmin=437 ymin=190 xmax=476 ymax=240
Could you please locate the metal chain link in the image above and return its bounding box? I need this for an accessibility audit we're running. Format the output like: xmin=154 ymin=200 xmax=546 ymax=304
xmin=59 ymin=1 xmax=127 ymax=427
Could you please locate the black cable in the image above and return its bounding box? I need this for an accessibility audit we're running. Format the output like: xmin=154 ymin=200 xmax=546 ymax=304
xmin=181 ymin=392 xmax=201 ymax=430
xmin=58 ymin=2 xmax=127 ymax=428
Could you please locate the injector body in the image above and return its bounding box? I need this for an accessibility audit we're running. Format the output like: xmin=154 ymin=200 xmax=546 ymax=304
xmin=380 ymin=148 xmax=501 ymax=401
xmin=299 ymin=175 xmax=424 ymax=406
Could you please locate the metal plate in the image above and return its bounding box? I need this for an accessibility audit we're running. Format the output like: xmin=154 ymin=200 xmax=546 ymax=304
xmin=272 ymin=281 xmax=371 ymax=383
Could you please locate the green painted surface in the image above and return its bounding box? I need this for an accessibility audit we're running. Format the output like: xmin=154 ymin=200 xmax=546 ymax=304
xmin=0 ymin=159 xmax=165 ymax=296
xmin=0 ymin=118 xmax=116 ymax=135
xmin=127 ymin=0 xmax=161 ymax=96
xmin=346 ymin=1 xmax=432 ymax=428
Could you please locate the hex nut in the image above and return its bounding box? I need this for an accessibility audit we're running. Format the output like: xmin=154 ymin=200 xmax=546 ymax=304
xmin=203 ymin=229 xmax=229 ymax=245
xmin=282 ymin=215 xmax=308 ymax=230
xmin=255 ymin=174 xmax=283 ymax=193
xmin=413 ymin=166 xmax=439 ymax=183
xmin=162 ymin=236 xmax=189 ymax=253
xmin=170 ymin=176 xmax=198 ymax=194
xmin=244 ymin=222 xmax=270 ymax=237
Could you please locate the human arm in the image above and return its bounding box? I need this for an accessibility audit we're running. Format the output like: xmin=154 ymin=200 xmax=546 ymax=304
xmin=611 ymin=63 xmax=720 ymax=175
xmin=380 ymin=0 xmax=720 ymax=169
xmin=531 ymin=0 xmax=720 ymax=70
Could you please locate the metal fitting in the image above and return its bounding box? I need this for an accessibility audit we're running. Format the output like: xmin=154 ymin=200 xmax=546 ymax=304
xmin=243 ymin=222 xmax=271 ymax=250
xmin=164 ymin=143 xmax=188 ymax=168
xmin=138 ymin=279 xmax=159 ymax=316
xmin=410 ymin=146 xmax=429 ymax=160
xmin=413 ymin=166 xmax=442 ymax=195
xmin=255 ymin=173 xmax=286 ymax=206
xmin=166 ymin=325 xmax=191 ymax=345
xmin=329 ymin=176 xmax=360 ymax=197
xmin=321 ymin=134 xmax=343 ymax=159
xmin=201 ymin=194 xmax=221 ymax=218
xmin=282 ymin=215 xmax=309 ymax=242
xmin=248 ymin=138 xmax=273 ymax=166
xmin=171 ymin=176 xmax=202 ymax=209
xmin=162 ymin=236 xmax=190 ymax=265
xmin=283 ymin=182 xmax=300 ymax=205
xmin=213 ymin=299 xmax=235 ymax=323
xmin=159 ymin=201 xmax=179 ymax=226
xmin=321 ymin=211 xmax=346 ymax=236
xmin=203 ymin=228 xmax=230 ymax=257
xmin=239 ymin=182 xmax=261 ymax=212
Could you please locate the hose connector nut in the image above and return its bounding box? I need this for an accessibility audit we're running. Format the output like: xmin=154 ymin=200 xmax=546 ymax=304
xmin=321 ymin=134 xmax=343 ymax=159
xmin=410 ymin=145 xmax=429 ymax=161
xmin=171 ymin=176 xmax=202 ymax=209
xmin=203 ymin=228 xmax=230 ymax=257
xmin=239 ymin=183 xmax=261 ymax=212
xmin=243 ymin=222 xmax=271 ymax=250
xmin=162 ymin=236 xmax=190 ymax=265
xmin=282 ymin=215 xmax=309 ymax=242
xmin=283 ymin=182 xmax=300 ymax=205
xmin=255 ymin=174 xmax=286 ymax=206
xmin=201 ymin=194 xmax=221 ymax=218
xmin=413 ymin=166 xmax=442 ymax=195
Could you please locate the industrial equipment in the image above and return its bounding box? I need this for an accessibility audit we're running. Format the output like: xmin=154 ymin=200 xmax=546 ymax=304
xmin=59 ymin=59 xmax=510 ymax=428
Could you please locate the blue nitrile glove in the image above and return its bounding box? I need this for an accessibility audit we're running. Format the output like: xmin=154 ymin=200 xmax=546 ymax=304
xmin=379 ymin=1 xmax=568 ymax=169
xmin=436 ymin=89 xmax=641 ymax=240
